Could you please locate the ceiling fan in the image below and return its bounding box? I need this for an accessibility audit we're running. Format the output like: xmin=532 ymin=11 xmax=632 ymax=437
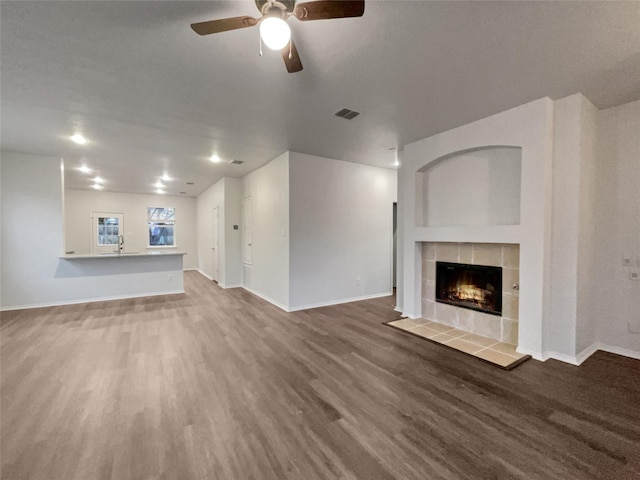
xmin=191 ymin=0 xmax=365 ymax=73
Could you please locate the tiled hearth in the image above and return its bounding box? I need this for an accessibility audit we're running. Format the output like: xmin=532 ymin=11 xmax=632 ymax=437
xmin=422 ymin=243 xmax=520 ymax=345
xmin=387 ymin=318 xmax=529 ymax=369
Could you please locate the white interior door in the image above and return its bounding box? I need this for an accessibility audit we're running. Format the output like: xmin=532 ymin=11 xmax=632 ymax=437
xmin=91 ymin=212 xmax=124 ymax=254
xmin=212 ymin=206 xmax=220 ymax=282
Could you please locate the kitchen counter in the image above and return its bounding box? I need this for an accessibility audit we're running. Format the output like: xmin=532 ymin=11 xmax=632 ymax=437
xmin=55 ymin=251 xmax=187 ymax=301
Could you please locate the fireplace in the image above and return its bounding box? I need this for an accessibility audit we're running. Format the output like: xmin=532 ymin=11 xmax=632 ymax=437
xmin=436 ymin=262 xmax=502 ymax=316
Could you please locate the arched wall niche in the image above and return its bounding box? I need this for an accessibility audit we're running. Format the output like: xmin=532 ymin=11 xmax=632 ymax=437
xmin=414 ymin=145 xmax=522 ymax=228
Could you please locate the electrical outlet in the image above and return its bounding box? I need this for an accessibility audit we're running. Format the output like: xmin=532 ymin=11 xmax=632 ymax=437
xmin=629 ymin=321 xmax=640 ymax=334
xmin=356 ymin=277 xmax=361 ymax=286
xmin=623 ymin=256 xmax=633 ymax=266
xmin=629 ymin=269 xmax=639 ymax=281
xmin=168 ymin=273 xmax=173 ymax=281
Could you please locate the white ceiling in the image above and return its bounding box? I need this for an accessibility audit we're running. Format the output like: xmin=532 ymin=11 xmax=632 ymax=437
xmin=2 ymin=1 xmax=639 ymax=197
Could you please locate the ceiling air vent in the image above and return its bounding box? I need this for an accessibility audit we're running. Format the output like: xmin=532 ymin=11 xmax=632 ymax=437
xmin=229 ymin=159 xmax=244 ymax=165
xmin=334 ymin=108 xmax=360 ymax=120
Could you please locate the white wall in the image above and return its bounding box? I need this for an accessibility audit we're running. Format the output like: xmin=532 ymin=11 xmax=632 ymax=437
xmin=1 ymin=151 xmax=184 ymax=310
xmin=419 ymin=147 xmax=521 ymax=227
xmin=1 ymin=152 xmax=65 ymax=308
xmin=224 ymin=178 xmax=243 ymax=287
xmin=241 ymin=152 xmax=290 ymax=308
xmin=592 ymin=100 xmax=640 ymax=357
xmin=548 ymin=94 xmax=598 ymax=359
xmin=65 ymin=189 xmax=197 ymax=269
xmin=197 ymin=178 xmax=224 ymax=281
xmin=575 ymin=97 xmax=599 ymax=355
xmin=288 ymin=152 xmax=397 ymax=310
xmin=196 ymin=177 xmax=242 ymax=287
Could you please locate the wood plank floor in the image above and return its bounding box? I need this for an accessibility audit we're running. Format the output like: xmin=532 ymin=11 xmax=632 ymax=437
xmin=2 ymin=271 xmax=639 ymax=480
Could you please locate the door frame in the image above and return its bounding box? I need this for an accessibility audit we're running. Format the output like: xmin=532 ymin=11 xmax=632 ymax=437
xmin=91 ymin=212 xmax=124 ymax=254
xmin=212 ymin=206 xmax=220 ymax=282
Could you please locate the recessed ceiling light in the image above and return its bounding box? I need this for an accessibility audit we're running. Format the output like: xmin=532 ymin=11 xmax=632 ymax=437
xmin=394 ymin=160 xmax=400 ymax=167
xmin=210 ymin=154 xmax=221 ymax=163
xmin=92 ymin=183 xmax=103 ymax=190
xmin=78 ymin=165 xmax=92 ymax=174
xmin=93 ymin=176 xmax=104 ymax=184
xmin=70 ymin=133 xmax=88 ymax=145
xmin=161 ymin=173 xmax=172 ymax=182
xmin=156 ymin=189 xmax=166 ymax=195
xmin=154 ymin=181 xmax=164 ymax=188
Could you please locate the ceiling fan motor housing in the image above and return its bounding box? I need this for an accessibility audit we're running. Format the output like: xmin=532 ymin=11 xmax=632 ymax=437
xmin=265 ymin=6 xmax=287 ymax=20
xmin=256 ymin=0 xmax=296 ymax=15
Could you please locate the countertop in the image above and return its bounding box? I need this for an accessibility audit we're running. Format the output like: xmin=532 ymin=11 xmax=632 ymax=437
xmin=60 ymin=251 xmax=187 ymax=259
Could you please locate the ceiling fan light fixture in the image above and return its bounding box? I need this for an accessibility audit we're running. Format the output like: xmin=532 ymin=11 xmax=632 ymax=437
xmin=259 ymin=16 xmax=291 ymax=50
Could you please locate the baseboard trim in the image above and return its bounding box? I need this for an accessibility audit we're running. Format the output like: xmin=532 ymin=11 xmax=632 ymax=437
xmin=526 ymin=349 xmax=592 ymax=365
xmin=0 ymin=289 xmax=186 ymax=312
xmin=242 ymin=286 xmax=289 ymax=311
xmin=219 ymin=283 xmax=242 ymax=289
xmin=545 ymin=351 xmax=582 ymax=366
xmin=183 ymin=267 xmax=198 ymax=272
xmin=595 ymin=343 xmax=640 ymax=361
xmin=522 ymin=342 xmax=640 ymax=366
xmin=575 ymin=343 xmax=601 ymax=365
xmin=195 ymin=269 xmax=213 ymax=281
xmin=515 ymin=347 xmax=548 ymax=362
xmin=288 ymin=292 xmax=393 ymax=312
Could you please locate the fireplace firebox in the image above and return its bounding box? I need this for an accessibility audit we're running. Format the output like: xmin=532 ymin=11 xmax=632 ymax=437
xmin=435 ymin=262 xmax=502 ymax=316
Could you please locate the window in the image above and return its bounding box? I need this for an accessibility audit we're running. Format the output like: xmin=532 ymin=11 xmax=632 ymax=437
xmin=97 ymin=216 xmax=121 ymax=246
xmin=147 ymin=207 xmax=175 ymax=247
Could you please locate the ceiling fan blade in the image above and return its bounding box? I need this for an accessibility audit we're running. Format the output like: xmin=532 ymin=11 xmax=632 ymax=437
xmin=293 ymin=0 xmax=364 ymax=21
xmin=191 ymin=16 xmax=258 ymax=36
xmin=282 ymin=39 xmax=303 ymax=73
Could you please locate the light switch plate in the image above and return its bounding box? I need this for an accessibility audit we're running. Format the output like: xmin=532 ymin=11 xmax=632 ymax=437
xmin=623 ymin=256 xmax=633 ymax=266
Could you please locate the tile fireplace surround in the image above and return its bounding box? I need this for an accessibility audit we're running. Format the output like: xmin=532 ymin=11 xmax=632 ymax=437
xmin=422 ymin=243 xmax=519 ymax=346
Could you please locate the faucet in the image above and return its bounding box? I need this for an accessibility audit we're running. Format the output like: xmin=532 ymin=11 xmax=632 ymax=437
xmin=114 ymin=235 xmax=124 ymax=253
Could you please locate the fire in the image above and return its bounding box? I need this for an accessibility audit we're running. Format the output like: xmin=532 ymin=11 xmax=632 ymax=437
xmin=454 ymin=284 xmax=489 ymax=303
